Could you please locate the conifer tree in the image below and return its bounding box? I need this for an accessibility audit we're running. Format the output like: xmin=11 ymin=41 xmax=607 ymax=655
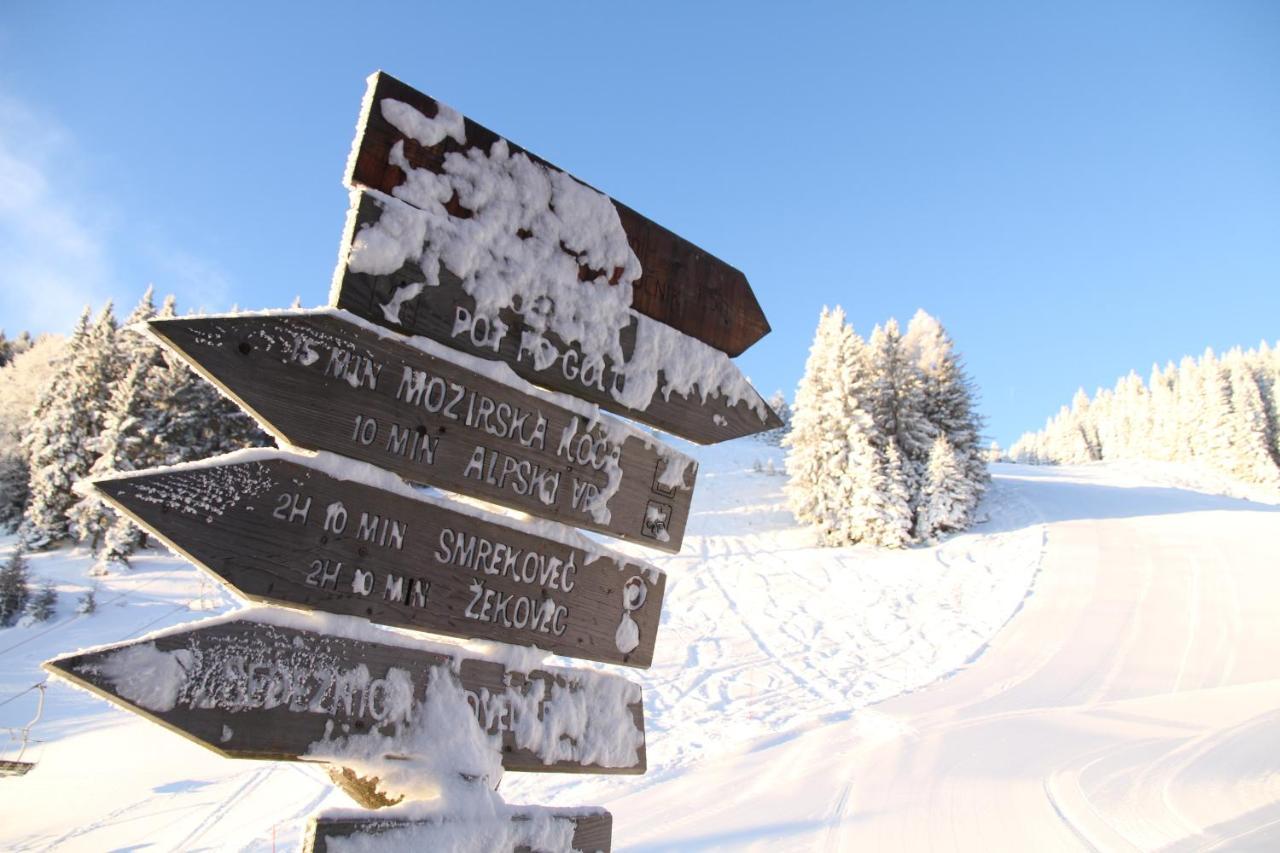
xmin=1226 ymin=355 xmax=1279 ymax=483
xmin=21 ymin=303 xmax=120 ymax=547
xmin=785 ymin=307 xmax=850 ymax=528
xmin=0 ymin=454 xmax=29 ymax=533
xmin=788 ymin=306 xmax=988 ymax=548
xmin=0 ymin=545 xmax=31 ymax=627
xmin=29 ymin=579 xmax=57 ymax=622
xmin=1010 ymin=341 xmax=1280 ymax=486
xmin=760 ymin=391 xmax=793 ymax=446
xmin=873 ymin=440 xmax=914 ymax=549
xmin=904 ymin=309 xmax=987 ymax=518
xmin=915 ymin=434 xmax=970 ymax=540
xmin=828 ymin=408 xmax=887 ymax=545
xmin=68 ymin=359 xmax=150 ymax=553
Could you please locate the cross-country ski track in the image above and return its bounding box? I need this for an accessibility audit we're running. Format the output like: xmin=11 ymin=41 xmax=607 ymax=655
xmin=2 ymin=446 xmax=1278 ymax=851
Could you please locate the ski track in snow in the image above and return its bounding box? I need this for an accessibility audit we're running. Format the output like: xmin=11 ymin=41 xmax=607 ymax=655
xmin=4 ymin=449 xmax=1280 ymax=850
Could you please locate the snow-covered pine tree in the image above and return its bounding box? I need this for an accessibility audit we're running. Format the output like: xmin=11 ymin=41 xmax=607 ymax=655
xmin=915 ymin=433 xmax=971 ymax=541
xmin=903 ymin=309 xmax=987 ymax=520
xmin=1147 ymin=362 xmax=1177 ymax=462
xmin=1010 ymin=342 xmax=1280 ymax=486
xmin=760 ymin=391 xmax=793 ymax=446
xmin=67 ymin=288 xmax=167 ymax=557
xmin=785 ymin=307 xmax=852 ymax=529
xmin=828 ymin=406 xmax=888 ymax=546
xmin=21 ymin=304 xmax=120 ymax=548
xmin=0 ymin=454 xmax=28 ymax=532
xmin=78 ymin=583 xmax=98 ymax=615
xmin=0 ymin=334 xmax=67 ymax=532
xmin=68 ymin=358 xmax=150 ymax=554
xmin=0 ymin=545 xmax=31 ymax=627
xmin=0 ymin=330 xmax=29 ymax=369
xmin=866 ymin=318 xmax=930 ymax=525
xmin=29 ymin=579 xmax=57 ymax=622
xmin=1225 ymin=352 xmax=1279 ymax=484
xmin=1258 ymin=341 xmax=1280 ymax=465
xmin=872 ymin=439 xmax=914 ymax=548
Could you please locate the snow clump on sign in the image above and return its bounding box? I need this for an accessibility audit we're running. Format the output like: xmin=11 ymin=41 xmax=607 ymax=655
xmin=308 ymin=665 xmax=502 ymax=803
xmin=91 ymin=643 xmax=193 ymax=712
xmin=344 ymin=92 xmax=770 ymax=422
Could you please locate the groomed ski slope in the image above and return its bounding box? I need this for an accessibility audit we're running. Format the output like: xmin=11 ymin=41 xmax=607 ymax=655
xmin=2 ymin=444 xmax=1277 ymax=851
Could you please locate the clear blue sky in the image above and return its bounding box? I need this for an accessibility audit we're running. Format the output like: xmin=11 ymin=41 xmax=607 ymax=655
xmin=2 ymin=1 xmax=1277 ymax=446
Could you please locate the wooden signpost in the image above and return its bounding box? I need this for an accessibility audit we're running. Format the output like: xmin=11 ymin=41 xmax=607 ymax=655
xmin=91 ymin=452 xmax=666 ymax=667
xmin=46 ymin=70 xmax=781 ymax=851
xmin=334 ymin=189 xmax=781 ymax=445
xmin=147 ymin=311 xmax=696 ymax=553
xmin=306 ymin=809 xmax=612 ymax=853
xmin=348 ymin=70 xmax=768 ymax=359
xmin=44 ymin=618 xmax=646 ymax=775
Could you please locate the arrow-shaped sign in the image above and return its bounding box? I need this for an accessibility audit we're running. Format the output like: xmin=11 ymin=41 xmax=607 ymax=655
xmin=45 ymin=616 xmax=646 ymax=776
xmin=348 ymin=70 xmax=768 ymax=359
xmin=90 ymin=451 xmax=666 ymax=668
xmin=306 ymin=809 xmax=612 ymax=853
xmin=333 ymin=190 xmax=782 ymax=445
xmin=148 ymin=311 xmax=695 ymax=553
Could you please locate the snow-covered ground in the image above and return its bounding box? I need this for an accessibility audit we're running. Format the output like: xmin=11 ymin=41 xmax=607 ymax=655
xmin=2 ymin=445 xmax=1276 ymax=851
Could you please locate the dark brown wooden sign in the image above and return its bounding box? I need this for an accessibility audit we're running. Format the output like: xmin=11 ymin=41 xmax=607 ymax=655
xmin=45 ymin=618 xmax=646 ymax=775
xmin=333 ymin=190 xmax=782 ymax=445
xmin=148 ymin=311 xmax=695 ymax=553
xmin=349 ymin=70 xmax=767 ymax=358
xmin=91 ymin=453 xmax=666 ymax=668
xmin=307 ymin=809 xmax=611 ymax=852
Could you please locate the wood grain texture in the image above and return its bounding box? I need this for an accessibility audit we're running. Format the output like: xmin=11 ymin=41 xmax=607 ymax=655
xmin=334 ymin=190 xmax=782 ymax=445
xmin=349 ymin=69 xmax=767 ymax=358
xmin=44 ymin=618 xmax=646 ymax=775
xmin=149 ymin=312 xmax=695 ymax=553
xmin=91 ymin=454 xmax=666 ymax=668
xmin=306 ymin=809 xmax=612 ymax=852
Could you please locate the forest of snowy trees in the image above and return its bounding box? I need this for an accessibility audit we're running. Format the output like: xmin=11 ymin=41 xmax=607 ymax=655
xmin=1009 ymin=343 xmax=1280 ymax=487
xmin=785 ymin=308 xmax=987 ymax=548
xmin=0 ymin=287 xmax=267 ymax=569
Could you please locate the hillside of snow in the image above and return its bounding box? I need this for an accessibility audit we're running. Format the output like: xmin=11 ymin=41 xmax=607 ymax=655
xmin=3 ymin=442 xmax=1278 ymax=850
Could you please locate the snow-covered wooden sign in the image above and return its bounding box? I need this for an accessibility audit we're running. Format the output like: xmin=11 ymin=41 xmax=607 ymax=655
xmin=44 ymin=615 xmax=647 ymax=777
xmin=348 ymin=70 xmax=768 ymax=360
xmin=333 ymin=189 xmax=781 ymax=445
xmin=306 ymin=808 xmax=612 ymax=853
xmin=88 ymin=451 xmax=667 ymax=668
xmin=147 ymin=310 xmax=696 ymax=553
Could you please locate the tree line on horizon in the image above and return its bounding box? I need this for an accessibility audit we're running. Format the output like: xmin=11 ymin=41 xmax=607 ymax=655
xmin=1008 ymin=343 xmax=1280 ymax=486
xmin=784 ymin=308 xmax=988 ymax=548
xmin=0 ymin=287 xmax=267 ymax=568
